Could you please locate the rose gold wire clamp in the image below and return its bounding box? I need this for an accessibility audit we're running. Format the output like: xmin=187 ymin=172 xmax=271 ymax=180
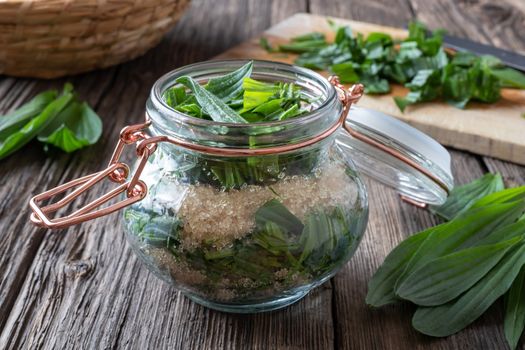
xmin=29 ymin=80 xmax=444 ymax=229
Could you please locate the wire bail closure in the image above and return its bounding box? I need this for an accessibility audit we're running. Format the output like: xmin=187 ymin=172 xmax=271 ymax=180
xmin=29 ymin=81 xmax=364 ymax=229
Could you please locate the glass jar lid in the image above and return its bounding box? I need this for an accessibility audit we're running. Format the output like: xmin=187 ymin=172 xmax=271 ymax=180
xmin=337 ymin=106 xmax=453 ymax=206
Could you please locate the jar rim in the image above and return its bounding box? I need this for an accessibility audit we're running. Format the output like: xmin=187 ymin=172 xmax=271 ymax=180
xmin=149 ymin=59 xmax=339 ymax=129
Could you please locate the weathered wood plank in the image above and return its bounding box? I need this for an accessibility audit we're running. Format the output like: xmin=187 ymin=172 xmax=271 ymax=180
xmin=409 ymin=0 xmax=525 ymax=54
xmin=309 ymin=0 xmax=414 ymax=27
xmin=0 ymin=69 xmax=120 ymax=332
xmin=0 ymin=1 xmax=337 ymax=350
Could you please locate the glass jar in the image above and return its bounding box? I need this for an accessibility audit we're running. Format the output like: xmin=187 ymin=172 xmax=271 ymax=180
xmin=29 ymin=60 xmax=454 ymax=313
xmin=124 ymin=60 xmax=368 ymax=312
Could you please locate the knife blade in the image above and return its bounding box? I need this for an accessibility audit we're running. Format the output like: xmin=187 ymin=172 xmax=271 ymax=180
xmin=442 ymin=34 xmax=525 ymax=72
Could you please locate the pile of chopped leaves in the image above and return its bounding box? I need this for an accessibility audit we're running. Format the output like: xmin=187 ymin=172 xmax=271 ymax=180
xmin=263 ymin=21 xmax=525 ymax=111
xmin=163 ymin=61 xmax=311 ymax=123
xmin=161 ymin=61 xmax=322 ymax=190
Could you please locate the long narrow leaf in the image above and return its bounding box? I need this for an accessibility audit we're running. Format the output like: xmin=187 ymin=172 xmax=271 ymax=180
xmin=176 ymin=76 xmax=247 ymax=123
xmin=504 ymin=266 xmax=525 ymax=350
xmin=430 ymin=173 xmax=504 ymax=221
xmin=255 ymin=199 xmax=304 ymax=236
xmin=396 ymin=236 xmax=521 ymax=306
xmin=472 ymin=186 xmax=525 ymax=208
xmin=0 ymin=90 xmax=57 ymax=140
xmin=0 ymin=92 xmax=74 ymax=160
xmin=396 ymin=201 xmax=525 ymax=287
xmin=205 ymin=61 xmax=253 ymax=101
xmin=366 ymin=226 xmax=437 ymax=306
xmin=412 ymin=243 xmax=525 ymax=337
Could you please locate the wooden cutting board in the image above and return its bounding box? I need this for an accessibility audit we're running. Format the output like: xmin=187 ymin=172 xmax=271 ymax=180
xmin=217 ymin=13 xmax=525 ymax=165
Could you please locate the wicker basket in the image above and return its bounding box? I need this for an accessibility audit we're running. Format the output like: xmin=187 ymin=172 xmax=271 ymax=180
xmin=0 ymin=0 xmax=191 ymax=78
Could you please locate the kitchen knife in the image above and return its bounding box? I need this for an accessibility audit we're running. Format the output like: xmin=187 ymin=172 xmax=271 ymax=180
xmin=442 ymin=34 xmax=525 ymax=72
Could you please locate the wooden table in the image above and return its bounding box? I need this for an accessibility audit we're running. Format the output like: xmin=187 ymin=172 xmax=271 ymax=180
xmin=1 ymin=0 xmax=524 ymax=349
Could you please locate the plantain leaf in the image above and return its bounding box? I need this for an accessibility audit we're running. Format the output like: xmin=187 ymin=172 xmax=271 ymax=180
xmin=430 ymin=173 xmax=504 ymax=221
xmin=162 ymin=86 xmax=187 ymax=108
xmin=504 ymin=266 xmax=525 ymax=350
xmin=396 ymin=201 xmax=525 ymax=287
xmin=490 ymin=68 xmax=525 ymax=89
xmin=176 ymin=76 xmax=247 ymax=123
xmin=0 ymin=89 xmax=74 ymax=160
xmin=242 ymin=77 xmax=280 ymax=110
xmin=396 ymin=236 xmax=521 ymax=306
xmin=0 ymin=90 xmax=57 ymax=140
xmin=367 ymin=201 xmax=525 ymax=307
xmin=366 ymin=225 xmax=437 ymax=307
xmin=37 ymin=102 xmax=102 ymax=152
xmin=412 ymin=243 xmax=525 ymax=337
xmin=205 ymin=61 xmax=253 ymax=101
xmin=472 ymin=186 xmax=525 ymax=209
xmin=255 ymin=199 xmax=304 ymax=236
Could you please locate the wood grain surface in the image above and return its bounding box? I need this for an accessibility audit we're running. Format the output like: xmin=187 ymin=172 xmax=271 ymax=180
xmin=0 ymin=0 xmax=524 ymax=349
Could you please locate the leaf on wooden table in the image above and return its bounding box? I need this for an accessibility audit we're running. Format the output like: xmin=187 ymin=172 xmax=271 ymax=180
xmin=412 ymin=243 xmax=525 ymax=337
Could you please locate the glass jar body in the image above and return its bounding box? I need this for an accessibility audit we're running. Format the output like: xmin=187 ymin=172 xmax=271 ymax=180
xmin=123 ymin=136 xmax=368 ymax=312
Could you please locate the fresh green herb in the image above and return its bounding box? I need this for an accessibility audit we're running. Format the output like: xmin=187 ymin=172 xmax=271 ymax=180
xmin=124 ymin=198 xmax=359 ymax=298
xmin=259 ymin=37 xmax=275 ymax=52
xmin=505 ymin=266 xmax=525 ymax=350
xmin=0 ymin=84 xmax=102 ymax=160
xmin=430 ymin=173 xmax=504 ymax=220
xmin=175 ymin=76 xmax=248 ymax=123
xmin=366 ymin=200 xmax=525 ymax=307
xmin=412 ymin=242 xmax=525 ymax=337
xmin=0 ymin=90 xmax=57 ymax=140
xmin=161 ymin=61 xmax=316 ymax=190
xmin=265 ymin=21 xmax=525 ymax=111
xmin=205 ymin=61 xmax=253 ymax=101
xmin=396 ymin=236 xmax=521 ymax=306
xmin=278 ymin=32 xmax=327 ymax=53
xmin=38 ymin=101 xmax=102 ymax=153
xmin=367 ymin=176 xmax=525 ymax=349
xmin=491 ymin=68 xmax=525 ymax=89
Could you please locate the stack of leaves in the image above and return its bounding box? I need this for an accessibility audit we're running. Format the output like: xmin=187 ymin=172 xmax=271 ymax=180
xmin=125 ymin=196 xmax=356 ymax=295
xmin=264 ymin=21 xmax=525 ymax=111
xmin=163 ymin=61 xmax=311 ymax=123
xmin=0 ymin=84 xmax=102 ymax=160
xmin=161 ymin=61 xmax=322 ymax=190
xmin=366 ymin=173 xmax=525 ymax=349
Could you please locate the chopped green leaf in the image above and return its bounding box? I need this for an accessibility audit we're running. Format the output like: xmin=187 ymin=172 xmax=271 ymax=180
xmin=176 ymin=76 xmax=247 ymax=123
xmin=205 ymin=61 xmax=253 ymax=101
xmin=242 ymin=77 xmax=280 ymax=110
xmin=490 ymin=68 xmax=525 ymax=89
xmin=330 ymin=62 xmax=359 ymax=83
xmin=259 ymin=37 xmax=275 ymax=52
